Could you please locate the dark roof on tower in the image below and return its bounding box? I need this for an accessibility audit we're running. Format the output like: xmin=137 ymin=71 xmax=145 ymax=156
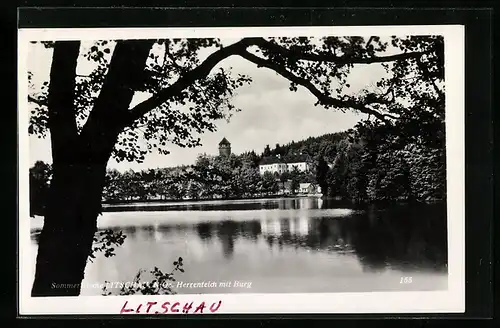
xmin=219 ymin=137 xmax=230 ymax=146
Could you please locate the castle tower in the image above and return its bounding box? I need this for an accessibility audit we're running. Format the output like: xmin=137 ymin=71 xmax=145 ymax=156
xmin=219 ymin=137 xmax=231 ymax=157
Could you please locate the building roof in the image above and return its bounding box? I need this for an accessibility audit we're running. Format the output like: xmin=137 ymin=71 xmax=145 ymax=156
xmin=259 ymin=156 xmax=283 ymax=165
xmin=284 ymin=153 xmax=310 ymax=163
xmin=259 ymin=153 xmax=311 ymax=166
xmin=219 ymin=137 xmax=230 ymax=146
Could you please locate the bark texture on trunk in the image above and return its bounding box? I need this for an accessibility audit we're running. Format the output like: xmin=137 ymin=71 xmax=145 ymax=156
xmin=31 ymin=162 xmax=107 ymax=296
xmin=31 ymin=40 xmax=154 ymax=297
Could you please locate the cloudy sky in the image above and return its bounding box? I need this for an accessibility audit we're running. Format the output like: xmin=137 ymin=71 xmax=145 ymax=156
xmin=27 ymin=38 xmax=388 ymax=172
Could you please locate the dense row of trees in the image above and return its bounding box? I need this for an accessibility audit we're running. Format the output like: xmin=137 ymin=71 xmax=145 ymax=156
xmin=30 ymin=122 xmax=445 ymax=207
xmin=261 ymin=132 xmax=349 ymax=161
xmin=324 ymin=132 xmax=446 ymax=203
xmin=323 ymin=133 xmax=445 ymax=204
xmin=101 ymin=151 xmax=316 ymax=202
xmin=336 ymin=120 xmax=445 ymax=202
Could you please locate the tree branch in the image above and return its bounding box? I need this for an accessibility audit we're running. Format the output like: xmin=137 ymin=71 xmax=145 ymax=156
xmin=252 ymin=37 xmax=430 ymax=65
xmin=122 ymin=37 xmax=425 ymax=128
xmin=238 ymin=50 xmax=397 ymax=123
xmin=122 ymin=38 xmax=255 ymax=128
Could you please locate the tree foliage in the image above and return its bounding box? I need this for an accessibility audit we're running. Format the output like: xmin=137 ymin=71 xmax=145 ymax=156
xmin=29 ymin=161 xmax=52 ymax=217
xmin=28 ymin=36 xmax=444 ymax=164
xmin=28 ymin=39 xmax=252 ymax=163
xmin=322 ymin=127 xmax=445 ymax=204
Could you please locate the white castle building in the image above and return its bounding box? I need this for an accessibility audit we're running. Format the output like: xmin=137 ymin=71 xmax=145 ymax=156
xmin=258 ymin=154 xmax=311 ymax=175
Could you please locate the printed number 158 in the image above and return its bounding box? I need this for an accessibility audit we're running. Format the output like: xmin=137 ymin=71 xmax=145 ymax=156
xmin=400 ymin=277 xmax=412 ymax=284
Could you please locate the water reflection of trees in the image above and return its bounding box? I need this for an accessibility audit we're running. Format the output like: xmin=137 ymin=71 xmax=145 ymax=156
xmin=345 ymin=204 xmax=448 ymax=273
xmin=214 ymin=220 xmax=262 ymax=259
xmin=103 ymin=196 xmax=344 ymax=213
xmin=198 ymin=203 xmax=446 ymax=272
xmin=120 ymin=226 xmax=138 ymax=241
xmin=196 ymin=222 xmax=213 ymax=241
xmin=87 ymin=201 xmax=447 ymax=273
xmin=260 ymin=216 xmax=352 ymax=253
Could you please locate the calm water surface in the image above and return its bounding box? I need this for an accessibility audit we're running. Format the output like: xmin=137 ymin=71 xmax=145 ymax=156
xmin=30 ymin=197 xmax=448 ymax=295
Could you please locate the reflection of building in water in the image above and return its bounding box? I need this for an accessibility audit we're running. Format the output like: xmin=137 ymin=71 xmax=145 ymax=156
xmin=259 ymin=219 xmax=281 ymax=236
xmin=260 ymin=219 xmax=268 ymax=235
xmin=288 ymin=218 xmax=296 ymax=235
xmin=300 ymin=197 xmax=319 ymax=209
xmin=317 ymin=197 xmax=323 ymax=209
xmin=278 ymin=198 xmax=302 ymax=210
xmin=270 ymin=219 xmax=281 ymax=235
xmin=297 ymin=216 xmax=310 ymax=236
xmin=298 ymin=197 xmax=307 ymax=209
xmin=279 ymin=218 xmax=291 ymax=237
xmin=277 ymin=199 xmax=290 ymax=210
xmin=260 ymin=215 xmax=310 ymax=238
xmin=253 ymin=212 xmax=364 ymax=255
xmin=153 ymin=223 xmax=162 ymax=242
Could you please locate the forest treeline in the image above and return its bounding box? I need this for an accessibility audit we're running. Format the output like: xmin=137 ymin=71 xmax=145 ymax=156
xmin=30 ymin=121 xmax=446 ymax=216
xmin=101 ymin=151 xmax=316 ymax=203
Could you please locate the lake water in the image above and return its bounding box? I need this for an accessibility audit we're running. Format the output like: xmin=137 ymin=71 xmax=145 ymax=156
xmin=29 ymin=197 xmax=448 ymax=295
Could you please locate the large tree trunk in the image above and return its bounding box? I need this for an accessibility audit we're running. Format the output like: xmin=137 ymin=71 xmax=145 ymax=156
xmin=31 ymin=39 xmax=154 ymax=297
xmin=31 ymin=159 xmax=108 ymax=296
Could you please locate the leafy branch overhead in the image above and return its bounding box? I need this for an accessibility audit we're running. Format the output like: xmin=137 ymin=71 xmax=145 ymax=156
xmin=27 ymin=35 xmax=444 ymax=163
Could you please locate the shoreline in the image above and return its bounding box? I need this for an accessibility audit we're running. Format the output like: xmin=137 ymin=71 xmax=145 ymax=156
xmin=101 ymin=193 xmax=322 ymax=206
xmin=101 ymin=194 xmax=444 ymax=208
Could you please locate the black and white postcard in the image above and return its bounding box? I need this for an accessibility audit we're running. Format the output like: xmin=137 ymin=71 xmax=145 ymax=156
xmin=18 ymin=25 xmax=465 ymax=314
